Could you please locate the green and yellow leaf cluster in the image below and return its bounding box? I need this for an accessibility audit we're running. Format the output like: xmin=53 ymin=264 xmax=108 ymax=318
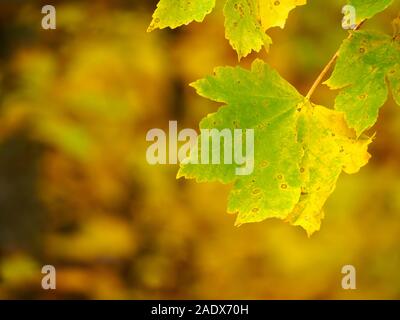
xmin=149 ymin=0 xmax=398 ymax=234
xmin=149 ymin=0 xmax=306 ymax=58
xmin=178 ymin=60 xmax=372 ymax=235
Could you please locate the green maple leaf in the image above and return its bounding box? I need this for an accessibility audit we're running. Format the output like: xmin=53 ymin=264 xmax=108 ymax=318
xmin=224 ymin=0 xmax=306 ymax=59
xmin=348 ymin=0 xmax=395 ymax=22
xmin=148 ymin=0 xmax=216 ymax=31
xmin=148 ymin=0 xmax=306 ymax=59
xmin=178 ymin=60 xmax=371 ymax=235
xmin=325 ymin=31 xmax=400 ymax=136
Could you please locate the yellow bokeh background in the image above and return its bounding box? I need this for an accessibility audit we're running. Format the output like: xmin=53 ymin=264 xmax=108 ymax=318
xmin=0 ymin=0 xmax=400 ymax=299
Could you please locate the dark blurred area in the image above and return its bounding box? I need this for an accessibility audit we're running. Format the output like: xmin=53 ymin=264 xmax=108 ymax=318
xmin=0 ymin=0 xmax=400 ymax=299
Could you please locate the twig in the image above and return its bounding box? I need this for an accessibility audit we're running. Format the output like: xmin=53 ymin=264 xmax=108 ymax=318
xmin=305 ymin=20 xmax=365 ymax=100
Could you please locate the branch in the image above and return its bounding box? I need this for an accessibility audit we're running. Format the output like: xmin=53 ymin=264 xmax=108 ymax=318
xmin=305 ymin=20 xmax=365 ymax=100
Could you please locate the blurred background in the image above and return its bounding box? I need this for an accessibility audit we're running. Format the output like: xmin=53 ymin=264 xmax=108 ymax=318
xmin=0 ymin=0 xmax=400 ymax=299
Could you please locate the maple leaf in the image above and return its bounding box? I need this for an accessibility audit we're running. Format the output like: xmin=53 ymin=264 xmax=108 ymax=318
xmin=147 ymin=0 xmax=216 ymax=32
xmin=224 ymin=0 xmax=306 ymax=59
xmin=325 ymin=30 xmax=400 ymax=136
xmin=148 ymin=0 xmax=306 ymax=59
xmin=348 ymin=0 xmax=395 ymax=22
xmin=178 ymin=59 xmax=371 ymax=235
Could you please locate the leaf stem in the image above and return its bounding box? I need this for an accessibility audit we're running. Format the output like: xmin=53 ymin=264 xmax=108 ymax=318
xmin=305 ymin=20 xmax=365 ymax=100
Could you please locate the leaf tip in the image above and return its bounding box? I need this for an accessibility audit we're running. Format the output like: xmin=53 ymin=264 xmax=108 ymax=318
xmin=176 ymin=167 xmax=185 ymax=180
